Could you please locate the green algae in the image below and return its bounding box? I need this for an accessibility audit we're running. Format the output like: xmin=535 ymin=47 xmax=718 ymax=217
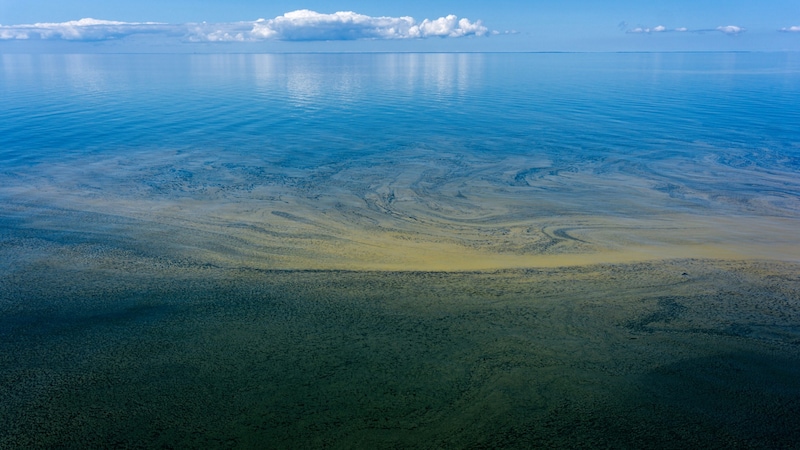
xmin=2 ymin=253 xmax=799 ymax=448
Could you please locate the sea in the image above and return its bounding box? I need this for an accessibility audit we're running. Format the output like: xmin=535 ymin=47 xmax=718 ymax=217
xmin=1 ymin=52 xmax=800 ymax=447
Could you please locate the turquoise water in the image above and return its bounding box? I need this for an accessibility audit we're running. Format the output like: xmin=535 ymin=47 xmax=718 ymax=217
xmin=2 ymin=53 xmax=800 ymax=447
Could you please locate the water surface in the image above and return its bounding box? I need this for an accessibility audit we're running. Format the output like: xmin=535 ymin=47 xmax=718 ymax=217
xmin=2 ymin=52 xmax=799 ymax=269
xmin=1 ymin=53 xmax=800 ymax=447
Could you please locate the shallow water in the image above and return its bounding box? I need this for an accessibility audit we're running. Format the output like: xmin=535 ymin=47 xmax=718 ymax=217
xmin=1 ymin=53 xmax=800 ymax=447
xmin=3 ymin=257 xmax=800 ymax=447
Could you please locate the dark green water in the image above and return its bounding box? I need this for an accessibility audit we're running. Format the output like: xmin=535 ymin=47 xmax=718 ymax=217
xmin=3 ymin=250 xmax=799 ymax=448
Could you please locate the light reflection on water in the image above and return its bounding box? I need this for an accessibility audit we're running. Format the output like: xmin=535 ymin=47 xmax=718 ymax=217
xmin=2 ymin=52 xmax=798 ymax=156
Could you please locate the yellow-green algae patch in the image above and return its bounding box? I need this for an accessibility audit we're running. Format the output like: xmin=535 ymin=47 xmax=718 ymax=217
xmin=2 ymin=146 xmax=800 ymax=272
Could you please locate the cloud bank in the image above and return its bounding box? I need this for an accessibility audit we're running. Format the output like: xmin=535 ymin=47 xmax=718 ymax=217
xmin=0 ymin=18 xmax=170 ymax=40
xmin=627 ymin=25 xmax=686 ymax=33
xmin=626 ymin=24 xmax=745 ymax=35
xmin=246 ymin=10 xmax=487 ymax=41
xmin=0 ymin=10 xmax=489 ymax=42
xmin=779 ymin=26 xmax=800 ymax=32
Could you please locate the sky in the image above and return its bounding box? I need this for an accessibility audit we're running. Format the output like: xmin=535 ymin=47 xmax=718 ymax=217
xmin=1 ymin=0 xmax=799 ymax=52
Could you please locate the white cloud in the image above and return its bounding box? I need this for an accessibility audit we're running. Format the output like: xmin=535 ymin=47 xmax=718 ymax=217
xmin=716 ymin=25 xmax=744 ymax=35
xmin=779 ymin=26 xmax=800 ymax=32
xmin=184 ymin=21 xmax=254 ymax=42
xmin=626 ymin=25 xmax=683 ymax=34
xmin=625 ymin=24 xmax=745 ymax=35
xmin=0 ymin=18 xmax=169 ymax=41
xmin=412 ymin=15 xmax=488 ymax=38
xmin=0 ymin=10 xmax=489 ymax=42
xmin=245 ymin=10 xmax=488 ymax=41
xmin=248 ymin=10 xmax=418 ymax=41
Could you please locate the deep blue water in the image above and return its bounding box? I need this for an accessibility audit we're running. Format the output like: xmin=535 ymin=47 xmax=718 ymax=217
xmin=2 ymin=52 xmax=799 ymax=165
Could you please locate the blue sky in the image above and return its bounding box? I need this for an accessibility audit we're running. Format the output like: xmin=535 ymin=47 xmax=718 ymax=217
xmin=1 ymin=0 xmax=799 ymax=52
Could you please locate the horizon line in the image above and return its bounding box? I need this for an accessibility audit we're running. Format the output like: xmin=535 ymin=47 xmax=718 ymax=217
xmin=3 ymin=50 xmax=800 ymax=55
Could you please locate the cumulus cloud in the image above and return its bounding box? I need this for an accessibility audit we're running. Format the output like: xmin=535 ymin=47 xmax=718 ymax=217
xmin=716 ymin=25 xmax=744 ymax=35
xmin=0 ymin=18 xmax=170 ymax=41
xmin=249 ymin=10 xmax=417 ymax=41
xmin=0 ymin=10 xmax=489 ymax=42
xmin=779 ymin=26 xmax=800 ymax=32
xmin=247 ymin=10 xmax=488 ymax=41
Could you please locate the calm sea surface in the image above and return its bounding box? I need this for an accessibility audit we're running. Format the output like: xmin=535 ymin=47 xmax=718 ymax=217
xmin=2 ymin=52 xmax=799 ymax=269
xmin=2 ymin=53 xmax=800 ymax=447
